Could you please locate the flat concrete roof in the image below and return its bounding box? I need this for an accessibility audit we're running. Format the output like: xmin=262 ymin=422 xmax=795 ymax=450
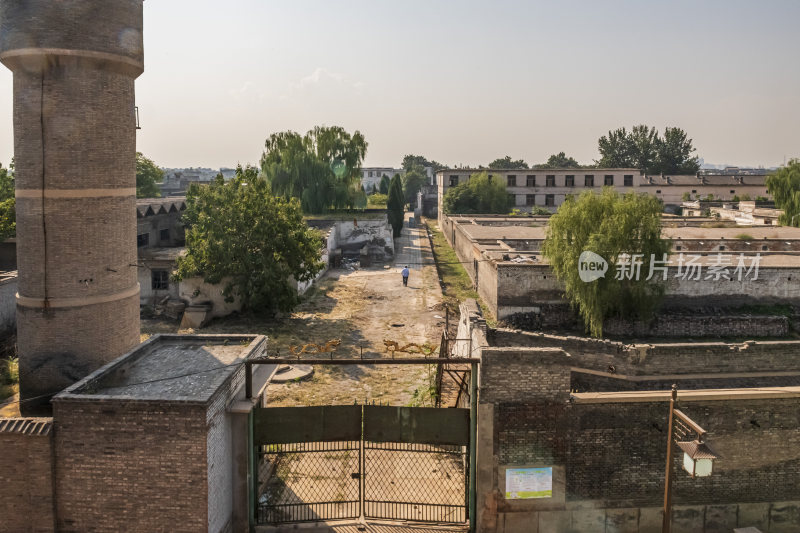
xmin=56 ymin=334 xmax=267 ymax=403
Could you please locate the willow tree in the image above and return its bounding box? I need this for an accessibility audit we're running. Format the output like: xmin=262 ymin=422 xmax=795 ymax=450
xmin=175 ymin=165 xmax=324 ymax=313
xmin=260 ymin=126 xmax=367 ymax=213
xmin=542 ymin=188 xmax=669 ymax=337
xmin=442 ymin=171 xmax=511 ymax=214
xmin=766 ymin=159 xmax=800 ymax=226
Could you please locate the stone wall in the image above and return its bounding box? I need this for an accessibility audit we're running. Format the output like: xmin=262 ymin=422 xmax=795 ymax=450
xmin=604 ymin=314 xmax=789 ymax=337
xmin=52 ymin=399 xmax=209 ymax=532
xmin=0 ymin=418 xmax=55 ymax=533
xmin=489 ymin=329 xmax=800 ymax=376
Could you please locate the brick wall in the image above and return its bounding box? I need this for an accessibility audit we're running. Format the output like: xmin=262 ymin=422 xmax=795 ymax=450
xmin=490 ymin=329 xmax=800 ymax=376
xmin=493 ymin=399 xmax=800 ymax=507
xmin=0 ymin=418 xmax=55 ymax=533
xmin=52 ymin=400 xmax=209 ymax=532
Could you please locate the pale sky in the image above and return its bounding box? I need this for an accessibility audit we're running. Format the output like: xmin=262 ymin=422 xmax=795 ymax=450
xmin=0 ymin=0 xmax=798 ymax=170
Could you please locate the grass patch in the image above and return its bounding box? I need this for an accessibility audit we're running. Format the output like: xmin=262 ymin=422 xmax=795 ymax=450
xmin=425 ymin=219 xmax=496 ymax=326
xmin=700 ymin=221 xmax=738 ymax=228
xmin=735 ymin=233 xmax=754 ymax=240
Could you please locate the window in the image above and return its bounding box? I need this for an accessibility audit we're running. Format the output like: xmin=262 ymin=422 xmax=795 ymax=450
xmin=137 ymin=233 xmax=149 ymax=247
xmin=675 ymin=245 xmax=682 ymax=251
xmin=730 ymin=190 xmax=735 ymax=194
xmin=526 ymin=194 xmax=536 ymax=206
xmin=526 ymin=175 xmax=536 ymax=187
xmin=151 ymin=270 xmax=169 ymax=290
xmin=565 ymin=175 xmax=575 ymax=187
xmin=624 ymin=175 xmax=633 ymax=187
xmin=584 ymin=175 xmax=594 ymax=187
xmin=546 ymin=175 xmax=555 ymax=187
xmin=719 ymin=245 xmax=726 ymax=251
xmin=656 ymin=190 xmax=661 ymax=194
xmin=508 ymin=193 xmax=516 ymax=206
xmin=507 ymin=175 xmax=517 ymax=187
xmin=369 ymin=171 xmax=374 ymax=177
xmin=545 ymin=194 xmax=555 ymax=206
xmin=762 ymin=245 xmax=769 ymax=251
xmin=604 ymin=175 xmax=614 ymax=186
xmin=692 ymin=189 xmax=697 ymax=194
xmin=449 ymin=175 xmax=459 ymax=187
xmin=159 ymin=228 xmax=170 ymax=242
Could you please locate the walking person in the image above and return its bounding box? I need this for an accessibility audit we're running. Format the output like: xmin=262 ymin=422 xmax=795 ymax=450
xmin=401 ymin=265 xmax=409 ymax=287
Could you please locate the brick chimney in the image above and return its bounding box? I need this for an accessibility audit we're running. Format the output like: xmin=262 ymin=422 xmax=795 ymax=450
xmin=0 ymin=1 xmax=144 ymax=412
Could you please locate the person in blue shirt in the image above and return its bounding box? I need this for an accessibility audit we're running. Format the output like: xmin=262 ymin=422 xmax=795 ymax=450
xmin=401 ymin=266 xmax=410 ymax=286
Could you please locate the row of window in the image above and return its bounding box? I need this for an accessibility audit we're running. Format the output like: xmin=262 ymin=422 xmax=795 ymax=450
xmin=448 ymin=174 xmax=634 ymax=187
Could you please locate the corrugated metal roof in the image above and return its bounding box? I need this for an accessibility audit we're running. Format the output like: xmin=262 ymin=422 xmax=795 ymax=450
xmin=0 ymin=417 xmax=53 ymax=436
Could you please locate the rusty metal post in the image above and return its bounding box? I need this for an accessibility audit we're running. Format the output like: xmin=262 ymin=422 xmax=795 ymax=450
xmin=469 ymin=362 xmax=477 ymax=532
xmin=245 ymin=360 xmax=252 ymax=400
xmin=662 ymin=384 xmax=678 ymax=533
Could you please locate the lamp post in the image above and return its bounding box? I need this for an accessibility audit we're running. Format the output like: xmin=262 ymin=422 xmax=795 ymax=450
xmin=662 ymin=385 xmax=718 ymax=533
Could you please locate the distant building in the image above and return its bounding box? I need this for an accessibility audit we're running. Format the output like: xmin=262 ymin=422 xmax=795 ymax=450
xmin=159 ymin=167 xmax=236 ymax=197
xmin=436 ymin=168 xmax=772 ymax=215
xmin=360 ymin=167 xmax=405 ymax=192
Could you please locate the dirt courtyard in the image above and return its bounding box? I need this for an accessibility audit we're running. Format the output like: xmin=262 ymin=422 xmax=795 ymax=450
xmin=141 ymin=214 xmax=446 ymax=406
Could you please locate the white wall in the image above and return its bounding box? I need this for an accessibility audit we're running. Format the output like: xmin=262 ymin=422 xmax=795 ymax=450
xmin=0 ymin=274 xmax=16 ymax=333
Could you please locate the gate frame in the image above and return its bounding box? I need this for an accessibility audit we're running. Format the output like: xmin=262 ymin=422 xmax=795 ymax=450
xmin=245 ymin=357 xmax=480 ymax=533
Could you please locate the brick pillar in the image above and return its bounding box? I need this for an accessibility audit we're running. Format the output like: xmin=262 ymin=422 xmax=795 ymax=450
xmin=0 ymin=1 xmax=144 ymax=412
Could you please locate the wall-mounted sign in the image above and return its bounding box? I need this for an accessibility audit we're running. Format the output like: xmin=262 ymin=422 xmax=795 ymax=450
xmin=505 ymin=467 xmax=553 ymax=499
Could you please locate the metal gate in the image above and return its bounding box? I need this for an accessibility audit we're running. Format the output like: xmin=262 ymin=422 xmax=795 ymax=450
xmin=252 ymin=404 xmax=470 ymax=525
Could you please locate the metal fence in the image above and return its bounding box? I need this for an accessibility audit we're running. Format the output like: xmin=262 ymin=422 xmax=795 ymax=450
xmin=257 ymin=441 xmax=361 ymax=524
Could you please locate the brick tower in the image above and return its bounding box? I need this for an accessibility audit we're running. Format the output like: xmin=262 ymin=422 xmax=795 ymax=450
xmin=0 ymin=1 xmax=144 ymax=411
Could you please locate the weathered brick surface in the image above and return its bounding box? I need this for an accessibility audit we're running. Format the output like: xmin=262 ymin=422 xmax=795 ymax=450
xmin=52 ymin=400 xmax=209 ymax=533
xmin=2 ymin=0 xmax=143 ymax=407
xmin=491 ymin=329 xmax=800 ymax=376
xmin=16 ymin=292 xmax=140 ymax=403
xmin=0 ymin=418 xmax=55 ymax=533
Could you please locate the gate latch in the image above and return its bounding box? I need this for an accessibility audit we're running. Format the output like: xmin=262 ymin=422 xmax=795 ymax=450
xmin=351 ymin=473 xmax=361 ymax=479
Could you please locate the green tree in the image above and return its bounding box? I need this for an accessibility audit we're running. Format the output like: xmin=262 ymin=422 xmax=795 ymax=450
xmin=538 ymin=152 xmax=582 ymax=169
xmin=260 ymin=126 xmax=368 ymax=213
xmin=542 ymin=188 xmax=669 ymax=337
xmin=0 ymin=162 xmax=14 ymax=241
xmin=175 ymin=165 xmax=324 ymax=313
xmin=387 ymin=174 xmax=405 ymax=237
xmin=766 ymin=159 xmax=800 ymax=226
xmin=656 ymin=127 xmax=700 ymax=174
xmin=136 ymin=152 xmax=164 ymax=198
xmin=442 ymin=171 xmax=512 ymax=214
xmin=487 ymin=156 xmax=528 ymax=169
xmin=597 ymin=125 xmax=700 ymax=175
xmin=379 ymin=174 xmax=390 ymax=194
xmin=597 ymin=127 xmax=634 ymax=168
xmin=402 ymin=154 xmax=446 ymax=173
xmin=402 ymin=166 xmax=427 ymax=208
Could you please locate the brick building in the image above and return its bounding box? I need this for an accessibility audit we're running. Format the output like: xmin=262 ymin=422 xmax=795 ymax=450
xmin=1 ymin=334 xmax=274 ymax=533
xmin=439 ymin=213 xmax=800 ymax=327
xmin=456 ymin=300 xmax=800 ymax=533
xmin=437 ymin=168 xmax=773 ymax=214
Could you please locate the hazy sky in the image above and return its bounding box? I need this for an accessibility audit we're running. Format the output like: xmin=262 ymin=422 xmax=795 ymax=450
xmin=0 ymin=0 xmax=798 ymax=169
